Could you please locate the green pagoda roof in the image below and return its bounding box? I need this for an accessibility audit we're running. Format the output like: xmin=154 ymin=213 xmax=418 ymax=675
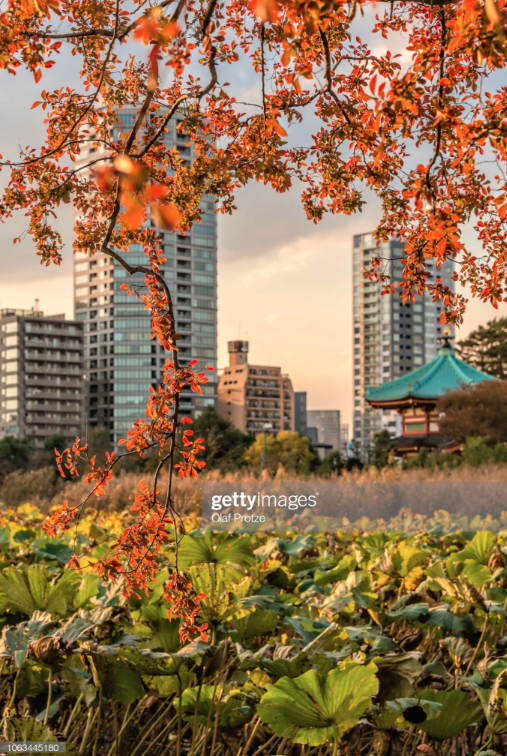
xmin=366 ymin=344 xmax=496 ymax=407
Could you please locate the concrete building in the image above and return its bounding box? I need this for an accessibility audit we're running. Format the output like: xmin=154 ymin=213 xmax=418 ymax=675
xmin=0 ymin=307 xmax=84 ymax=448
xmin=74 ymin=108 xmax=218 ymax=445
xmin=218 ymin=341 xmax=294 ymax=434
xmin=294 ymin=392 xmax=307 ymax=435
xmin=307 ymin=410 xmax=341 ymax=451
xmin=352 ymin=233 xmax=455 ymax=454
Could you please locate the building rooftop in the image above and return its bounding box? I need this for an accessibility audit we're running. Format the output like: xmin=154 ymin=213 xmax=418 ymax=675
xmin=0 ymin=308 xmax=67 ymax=320
xmin=366 ymin=340 xmax=496 ymax=407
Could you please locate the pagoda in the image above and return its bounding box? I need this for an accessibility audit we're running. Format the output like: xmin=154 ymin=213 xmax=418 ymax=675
xmin=365 ymin=330 xmax=496 ymax=457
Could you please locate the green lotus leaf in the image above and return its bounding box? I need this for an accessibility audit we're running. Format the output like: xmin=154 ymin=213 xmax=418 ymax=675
xmin=241 ymin=651 xmax=311 ymax=680
xmin=85 ymin=652 xmax=145 ymax=704
xmin=257 ymin=662 xmax=378 ymax=745
xmin=178 ymin=533 xmax=255 ymax=569
xmin=418 ymin=689 xmax=484 ymax=739
xmin=178 ymin=685 xmax=251 ymax=727
xmin=461 ymin=560 xmax=492 ymax=589
xmin=277 ymin=535 xmax=317 ymax=560
xmin=188 ymin=564 xmax=250 ymax=625
xmin=143 ymin=670 xmax=193 ymax=697
xmin=373 ymin=652 xmax=422 ymax=704
xmin=31 ymin=538 xmax=74 ymax=565
xmin=232 ymin=609 xmax=279 ymax=641
xmin=0 ymin=610 xmax=56 ymax=667
xmin=119 ymin=648 xmax=192 ymax=676
xmin=478 ymin=669 xmax=507 ymax=734
xmin=3 ymin=717 xmax=78 ymax=753
xmin=0 ymin=564 xmax=80 ymax=618
xmin=449 ymin=532 xmax=496 ymax=566
xmin=73 ymin=573 xmax=100 ymax=610
xmin=371 ymin=697 xmax=442 ymax=731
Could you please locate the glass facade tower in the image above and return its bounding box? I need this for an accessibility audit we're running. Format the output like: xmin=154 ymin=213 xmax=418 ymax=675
xmin=74 ymin=109 xmax=218 ymax=446
xmin=352 ymin=233 xmax=455 ymax=454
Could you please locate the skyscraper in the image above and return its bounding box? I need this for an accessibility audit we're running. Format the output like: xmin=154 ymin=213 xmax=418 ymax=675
xmin=0 ymin=307 xmax=84 ymax=447
xmin=74 ymin=109 xmax=218 ymax=446
xmin=218 ymin=341 xmax=295 ymax=434
xmin=352 ymin=233 xmax=455 ymax=453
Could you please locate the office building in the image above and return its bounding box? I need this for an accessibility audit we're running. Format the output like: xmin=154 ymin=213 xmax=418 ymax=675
xmin=307 ymin=410 xmax=341 ymax=451
xmin=306 ymin=426 xmax=319 ymax=446
xmin=352 ymin=233 xmax=455 ymax=453
xmin=218 ymin=341 xmax=294 ymax=434
xmin=74 ymin=108 xmax=218 ymax=445
xmin=294 ymin=392 xmax=307 ymax=435
xmin=0 ymin=307 xmax=84 ymax=448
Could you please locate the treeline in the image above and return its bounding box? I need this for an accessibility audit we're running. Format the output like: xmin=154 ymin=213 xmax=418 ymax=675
xmin=0 ymin=409 xmax=363 ymax=509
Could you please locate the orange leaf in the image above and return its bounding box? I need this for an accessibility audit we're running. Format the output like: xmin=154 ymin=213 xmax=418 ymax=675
xmin=122 ymin=203 xmax=146 ymax=229
xmin=151 ymin=204 xmax=180 ymax=230
xmin=249 ymin=0 xmax=279 ymax=23
xmin=273 ymin=120 xmax=287 ymax=137
xmin=485 ymin=0 xmax=502 ymax=26
xmin=145 ymin=184 xmax=168 ymax=202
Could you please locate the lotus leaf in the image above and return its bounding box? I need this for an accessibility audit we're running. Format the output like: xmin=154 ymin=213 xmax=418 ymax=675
xmin=257 ymin=662 xmax=378 ymax=745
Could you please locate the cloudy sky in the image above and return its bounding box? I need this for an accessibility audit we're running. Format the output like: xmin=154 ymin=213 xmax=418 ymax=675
xmin=1 ymin=23 xmax=505 ymax=432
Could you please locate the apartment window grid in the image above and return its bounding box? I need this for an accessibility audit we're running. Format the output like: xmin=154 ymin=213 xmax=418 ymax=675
xmin=352 ymin=234 xmax=455 ymax=454
xmin=0 ymin=311 xmax=85 ymax=447
xmin=74 ymin=110 xmax=218 ymax=446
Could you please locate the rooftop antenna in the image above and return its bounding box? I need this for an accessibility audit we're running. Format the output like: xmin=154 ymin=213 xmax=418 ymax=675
xmin=35 ymin=298 xmax=39 ymax=313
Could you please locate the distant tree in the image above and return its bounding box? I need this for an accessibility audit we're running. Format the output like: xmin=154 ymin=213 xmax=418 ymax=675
xmin=460 ymin=436 xmax=507 ymax=467
xmin=437 ymin=380 xmax=507 ymax=445
xmin=344 ymin=457 xmax=364 ymax=473
xmin=457 ymin=318 xmax=507 ymax=379
xmin=402 ymin=447 xmax=433 ymax=471
xmin=43 ymin=434 xmax=67 ymax=455
xmin=370 ymin=430 xmax=397 ymax=469
xmin=189 ymin=408 xmax=254 ymax=472
xmin=38 ymin=433 xmax=68 ymax=475
xmin=0 ymin=436 xmax=32 ymax=475
xmin=87 ymin=426 xmax=114 ymax=466
xmin=244 ymin=431 xmax=319 ymax=475
xmin=318 ymin=450 xmax=343 ymax=477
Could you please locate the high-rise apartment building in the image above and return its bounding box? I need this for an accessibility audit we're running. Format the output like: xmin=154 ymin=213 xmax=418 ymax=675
xmin=0 ymin=307 xmax=84 ymax=447
xmin=352 ymin=233 xmax=455 ymax=452
xmin=307 ymin=410 xmax=341 ymax=451
xmin=218 ymin=341 xmax=295 ymax=434
xmin=74 ymin=109 xmax=218 ymax=445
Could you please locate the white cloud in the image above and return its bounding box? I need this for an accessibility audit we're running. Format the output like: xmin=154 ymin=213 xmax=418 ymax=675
xmin=241 ymin=235 xmax=328 ymax=283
